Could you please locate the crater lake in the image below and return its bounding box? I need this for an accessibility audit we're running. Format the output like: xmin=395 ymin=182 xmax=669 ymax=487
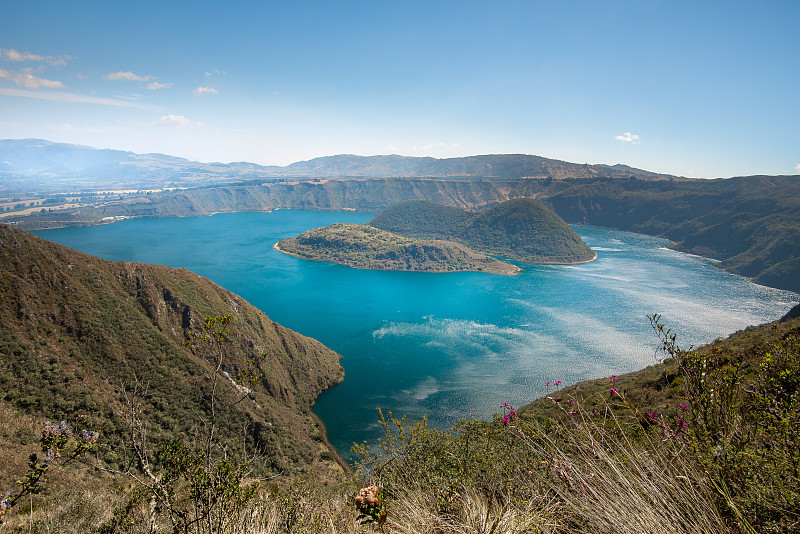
xmin=36 ymin=210 xmax=799 ymax=457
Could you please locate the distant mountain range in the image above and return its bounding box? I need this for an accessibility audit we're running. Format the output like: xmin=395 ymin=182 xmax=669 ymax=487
xmin=0 ymin=138 xmax=675 ymax=193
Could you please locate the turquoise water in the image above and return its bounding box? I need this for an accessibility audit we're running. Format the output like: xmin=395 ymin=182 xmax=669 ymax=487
xmin=36 ymin=210 xmax=798 ymax=457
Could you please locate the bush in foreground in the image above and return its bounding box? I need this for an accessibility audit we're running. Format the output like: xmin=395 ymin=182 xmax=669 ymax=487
xmin=2 ymin=315 xmax=798 ymax=532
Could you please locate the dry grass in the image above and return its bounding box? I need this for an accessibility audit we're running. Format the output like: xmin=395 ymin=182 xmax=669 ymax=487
xmin=529 ymin=415 xmax=732 ymax=533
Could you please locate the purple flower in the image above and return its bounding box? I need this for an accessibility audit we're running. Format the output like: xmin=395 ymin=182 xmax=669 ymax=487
xmin=680 ymin=403 xmax=688 ymax=411
xmin=611 ymin=375 xmax=619 ymax=382
xmin=80 ymin=429 xmax=99 ymax=444
xmin=500 ymin=402 xmax=517 ymax=426
xmin=610 ymin=387 xmax=619 ymax=396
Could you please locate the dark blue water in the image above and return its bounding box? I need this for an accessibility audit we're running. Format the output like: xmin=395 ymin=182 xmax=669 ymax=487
xmin=36 ymin=211 xmax=798 ymax=457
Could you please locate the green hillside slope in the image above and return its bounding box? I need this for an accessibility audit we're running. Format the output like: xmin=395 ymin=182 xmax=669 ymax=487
xmin=370 ymin=198 xmax=596 ymax=264
xmin=0 ymin=223 xmax=344 ymax=475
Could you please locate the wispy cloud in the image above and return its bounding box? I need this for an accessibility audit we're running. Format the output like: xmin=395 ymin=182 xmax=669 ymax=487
xmin=615 ymin=131 xmax=641 ymax=144
xmin=147 ymin=81 xmax=172 ymax=90
xmin=0 ymin=48 xmax=69 ymax=66
xmin=193 ymin=86 xmax=218 ymax=96
xmin=418 ymin=142 xmax=444 ymax=152
xmin=0 ymin=87 xmax=155 ymax=109
xmin=1 ymin=49 xmax=44 ymax=61
xmin=154 ymin=114 xmax=206 ymax=128
xmin=796 ymin=163 xmax=800 ymax=174
xmin=204 ymin=68 xmax=226 ymax=77
xmin=106 ymin=71 xmax=152 ymax=81
xmin=386 ymin=142 xmax=398 ymax=153
xmin=0 ymin=68 xmax=64 ymax=89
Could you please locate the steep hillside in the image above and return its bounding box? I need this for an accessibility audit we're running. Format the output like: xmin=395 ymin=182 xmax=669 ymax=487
xmin=0 ymin=224 xmax=344 ymax=475
xmin=277 ymin=223 xmax=520 ymax=274
xmin=370 ymin=198 xmax=597 ymax=264
xmin=541 ymin=175 xmax=800 ymax=292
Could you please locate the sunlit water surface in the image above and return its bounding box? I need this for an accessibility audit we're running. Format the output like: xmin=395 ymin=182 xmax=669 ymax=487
xmin=36 ymin=210 xmax=798 ymax=457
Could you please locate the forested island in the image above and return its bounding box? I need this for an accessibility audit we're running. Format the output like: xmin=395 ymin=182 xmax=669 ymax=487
xmin=277 ymin=223 xmax=521 ymax=274
xmin=277 ymin=198 xmax=596 ymax=272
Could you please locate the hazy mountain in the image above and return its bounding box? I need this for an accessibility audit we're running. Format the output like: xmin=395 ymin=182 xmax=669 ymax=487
xmin=0 ymin=139 xmax=282 ymax=192
xmin=283 ymin=153 xmax=674 ymax=180
xmin=0 ymin=139 xmax=674 ymax=193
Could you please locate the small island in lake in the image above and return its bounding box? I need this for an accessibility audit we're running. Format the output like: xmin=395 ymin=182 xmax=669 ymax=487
xmin=277 ymin=223 xmax=521 ymax=274
xmin=276 ymin=198 xmax=596 ymax=273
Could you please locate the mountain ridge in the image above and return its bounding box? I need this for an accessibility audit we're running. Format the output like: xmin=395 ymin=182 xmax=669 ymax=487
xmin=0 ymin=138 xmax=675 ymax=193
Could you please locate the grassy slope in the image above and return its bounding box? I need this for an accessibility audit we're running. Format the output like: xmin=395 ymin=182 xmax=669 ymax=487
xmin=520 ymin=308 xmax=800 ymax=421
xmin=0 ymin=223 xmax=345 ymax=478
xmin=278 ymin=223 xmax=520 ymax=274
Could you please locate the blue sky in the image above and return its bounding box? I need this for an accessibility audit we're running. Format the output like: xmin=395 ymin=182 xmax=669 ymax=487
xmin=1 ymin=0 xmax=798 ymax=177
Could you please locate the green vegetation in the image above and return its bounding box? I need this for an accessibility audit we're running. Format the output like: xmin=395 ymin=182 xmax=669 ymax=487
xmin=277 ymin=223 xmax=520 ymax=274
xmin=0 ymin=224 xmax=345 ymax=481
xmin=369 ymin=198 xmax=597 ymax=264
xmin=1 ymin=221 xmax=798 ymax=531
xmin=3 ymin=310 xmax=798 ymax=532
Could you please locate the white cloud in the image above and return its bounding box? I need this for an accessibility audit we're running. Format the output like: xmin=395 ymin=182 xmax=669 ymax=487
xmin=147 ymin=81 xmax=172 ymax=90
xmin=386 ymin=142 xmax=398 ymax=153
xmin=0 ymin=48 xmax=69 ymax=65
xmin=795 ymin=164 xmax=800 ymax=174
xmin=154 ymin=114 xmax=205 ymax=128
xmin=0 ymin=68 xmax=64 ymax=89
xmin=193 ymin=86 xmax=218 ymax=96
xmin=2 ymin=49 xmax=44 ymax=61
xmin=0 ymin=87 xmax=155 ymax=108
xmin=615 ymin=131 xmax=641 ymax=144
xmin=204 ymin=68 xmax=226 ymax=77
xmin=106 ymin=71 xmax=152 ymax=81
xmin=418 ymin=142 xmax=445 ymax=152
xmin=0 ymin=121 xmax=23 ymax=128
